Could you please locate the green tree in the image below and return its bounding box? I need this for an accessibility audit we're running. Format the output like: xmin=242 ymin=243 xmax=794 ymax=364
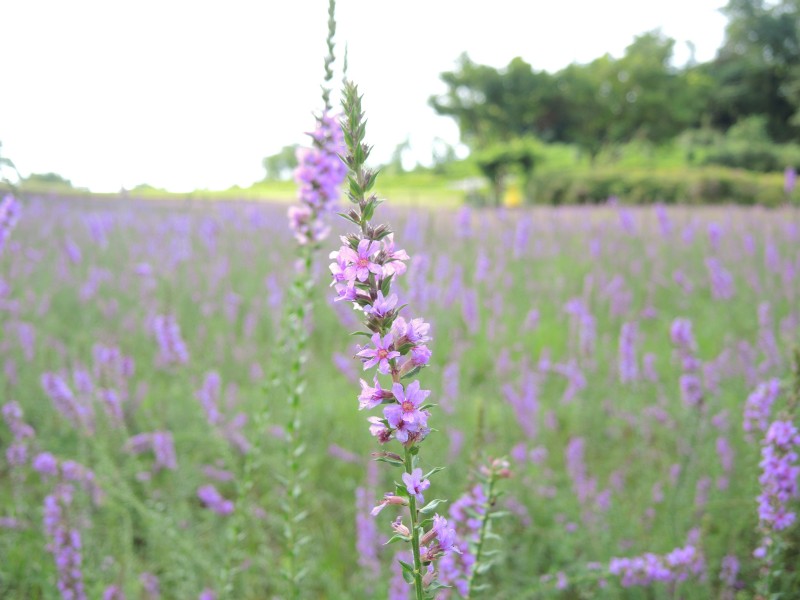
xmin=430 ymin=36 xmax=708 ymax=161
xmin=429 ymin=54 xmax=562 ymax=148
xmin=705 ymin=0 xmax=800 ymax=140
xmin=25 ymin=172 xmax=74 ymax=188
xmin=262 ymin=144 xmax=299 ymax=181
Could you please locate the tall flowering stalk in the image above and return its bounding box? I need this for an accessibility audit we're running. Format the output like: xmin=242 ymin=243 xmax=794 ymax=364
xmin=287 ymin=0 xmax=347 ymax=247
xmin=242 ymin=1 xmax=347 ymax=596
xmin=220 ymin=0 xmax=346 ymax=598
xmin=332 ymin=81 xmax=455 ymax=599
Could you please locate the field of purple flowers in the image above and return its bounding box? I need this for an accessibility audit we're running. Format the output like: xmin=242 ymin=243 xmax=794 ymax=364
xmin=0 ymin=192 xmax=798 ymax=598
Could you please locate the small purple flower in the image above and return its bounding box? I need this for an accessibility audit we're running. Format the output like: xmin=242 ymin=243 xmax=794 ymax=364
xmin=384 ymin=381 xmax=430 ymax=429
xmin=339 ymin=239 xmax=383 ymax=282
xmin=392 ymin=417 xmax=422 ymax=444
xmin=431 ymin=514 xmax=459 ymax=554
xmin=329 ymin=250 xmax=349 ymax=285
xmin=367 ymin=416 xmax=392 ymax=444
xmin=364 ymin=291 xmax=398 ymax=318
xmin=402 ymin=468 xmax=430 ymax=503
xmin=356 ymin=333 xmax=400 ymax=374
xmin=33 ymin=452 xmax=59 ymax=477
xmin=370 ymin=493 xmax=408 ymax=516
xmin=381 ymin=234 xmax=410 ymax=278
xmin=405 ymin=317 xmax=432 ymax=345
xmin=410 ymin=345 xmax=432 ymax=367
xmin=358 ymin=378 xmax=393 ymax=410
xmin=333 ymin=281 xmax=359 ymax=303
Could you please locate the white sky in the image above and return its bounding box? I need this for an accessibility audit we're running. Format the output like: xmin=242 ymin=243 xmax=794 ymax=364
xmin=1 ymin=0 xmax=728 ymax=192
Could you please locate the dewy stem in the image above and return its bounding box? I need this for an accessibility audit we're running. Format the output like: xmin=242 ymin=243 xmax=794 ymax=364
xmin=465 ymin=469 xmax=497 ymax=599
xmin=404 ymin=446 xmax=425 ymax=600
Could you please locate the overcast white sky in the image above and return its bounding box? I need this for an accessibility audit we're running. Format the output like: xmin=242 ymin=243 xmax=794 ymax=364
xmin=1 ymin=0 xmax=728 ymax=192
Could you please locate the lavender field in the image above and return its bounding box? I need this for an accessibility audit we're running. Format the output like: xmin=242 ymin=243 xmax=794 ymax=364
xmin=1 ymin=193 xmax=799 ymax=598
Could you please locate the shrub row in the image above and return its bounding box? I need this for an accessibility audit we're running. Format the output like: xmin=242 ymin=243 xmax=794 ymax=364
xmin=528 ymin=167 xmax=793 ymax=206
xmin=701 ymin=142 xmax=800 ymax=173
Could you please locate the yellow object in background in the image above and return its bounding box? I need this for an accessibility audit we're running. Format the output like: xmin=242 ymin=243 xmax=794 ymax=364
xmin=503 ymin=182 xmax=522 ymax=207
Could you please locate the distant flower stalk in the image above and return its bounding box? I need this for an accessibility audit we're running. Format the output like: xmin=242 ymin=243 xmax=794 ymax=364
xmin=289 ymin=110 xmax=347 ymax=245
xmin=153 ymin=314 xmax=189 ymax=366
xmin=0 ymin=193 xmax=20 ymax=254
xmin=784 ymin=166 xmax=796 ymax=196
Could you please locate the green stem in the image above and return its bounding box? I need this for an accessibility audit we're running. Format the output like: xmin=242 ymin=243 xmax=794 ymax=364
xmin=404 ymin=446 xmax=425 ymax=600
xmin=465 ymin=470 xmax=497 ymax=599
xmin=282 ymin=243 xmax=314 ymax=598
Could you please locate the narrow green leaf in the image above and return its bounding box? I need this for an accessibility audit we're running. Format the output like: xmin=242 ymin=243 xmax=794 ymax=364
xmin=383 ymin=533 xmax=411 ymax=545
xmin=399 ymin=560 xmax=415 ymax=584
xmin=419 ymin=498 xmax=448 ymax=515
xmin=423 ymin=466 xmax=445 ymax=480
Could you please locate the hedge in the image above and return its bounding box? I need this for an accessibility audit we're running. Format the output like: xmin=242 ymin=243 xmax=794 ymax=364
xmin=528 ymin=167 xmax=792 ymax=207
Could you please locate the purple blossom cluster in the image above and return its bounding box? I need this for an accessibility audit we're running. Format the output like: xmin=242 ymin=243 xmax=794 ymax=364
xmin=195 ymin=371 xmax=249 ymax=454
xmin=32 ymin=452 xmax=104 ymax=505
xmin=618 ymin=321 xmax=639 ymax=384
xmin=756 ymin=420 xmax=800 ymax=532
xmin=43 ymin=483 xmax=86 ymax=600
xmin=330 ymin=236 xmax=436 ymax=447
xmin=705 ymin=257 xmax=735 ymax=300
xmin=670 ymin=317 xmax=705 ymax=407
xmin=124 ymin=431 xmax=178 ymax=473
xmin=437 ymin=484 xmax=486 ymax=596
xmin=93 ymin=344 xmax=135 ymax=425
xmin=743 ymin=379 xmax=781 ymax=438
xmin=197 ymin=484 xmax=234 ymax=516
xmin=31 ymin=452 xmax=105 ymax=599
xmin=0 ymin=193 xmax=20 ymax=254
xmin=42 ymin=372 xmax=95 ymax=433
xmin=2 ymin=401 xmax=35 ymax=467
xmin=609 ymin=542 xmax=706 ymax=587
xmin=289 ymin=110 xmax=347 ymax=245
xmin=152 ymin=314 xmax=189 ymax=366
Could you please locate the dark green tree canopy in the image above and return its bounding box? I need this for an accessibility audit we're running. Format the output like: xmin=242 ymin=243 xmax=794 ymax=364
xmin=430 ymin=32 xmax=708 ymax=158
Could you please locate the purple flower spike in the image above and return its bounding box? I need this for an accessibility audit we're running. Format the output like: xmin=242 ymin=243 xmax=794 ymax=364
xmin=356 ymin=333 xmax=400 ymax=374
xmin=402 ymin=468 xmax=430 ymax=504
